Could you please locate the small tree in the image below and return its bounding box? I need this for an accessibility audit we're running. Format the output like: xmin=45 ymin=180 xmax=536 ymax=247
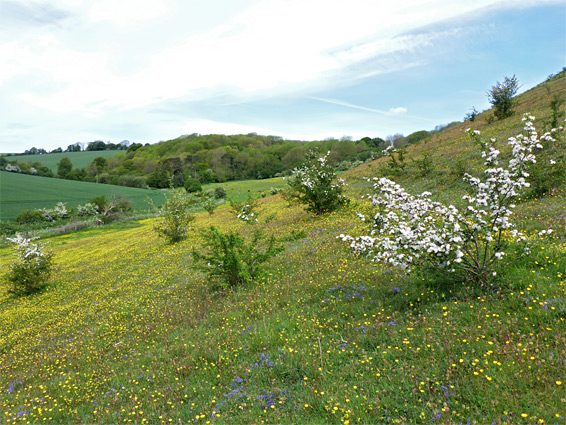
xmin=150 ymin=188 xmax=197 ymax=243
xmin=4 ymin=234 xmax=55 ymax=295
xmin=230 ymin=195 xmax=260 ymax=224
xmin=340 ymin=114 xmax=557 ymax=285
xmin=192 ymin=226 xmax=283 ymax=290
xmin=57 ymin=157 xmax=73 ymax=179
xmin=487 ymin=75 xmax=520 ymax=120
xmin=184 ymin=177 xmax=202 ymax=193
xmin=284 ymin=151 xmax=347 ymax=215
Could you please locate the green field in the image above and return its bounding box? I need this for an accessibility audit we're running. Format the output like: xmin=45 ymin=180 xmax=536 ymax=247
xmin=204 ymin=177 xmax=286 ymax=203
xmin=3 ymin=150 xmax=122 ymax=173
xmin=0 ymin=171 xmax=165 ymax=221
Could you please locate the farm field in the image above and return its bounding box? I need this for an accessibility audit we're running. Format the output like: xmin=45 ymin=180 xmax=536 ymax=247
xmin=3 ymin=150 xmax=121 ymax=173
xmin=0 ymin=171 xmax=166 ymax=221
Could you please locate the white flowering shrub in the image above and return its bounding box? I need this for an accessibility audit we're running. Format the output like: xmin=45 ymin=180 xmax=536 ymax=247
xmin=4 ymin=234 xmax=55 ymax=295
xmin=5 ymin=164 xmax=21 ymax=173
xmin=340 ymin=114 xmax=556 ymax=285
xmin=284 ymin=151 xmax=347 ymax=215
xmin=40 ymin=202 xmax=70 ymax=221
xmin=77 ymin=202 xmax=99 ymax=217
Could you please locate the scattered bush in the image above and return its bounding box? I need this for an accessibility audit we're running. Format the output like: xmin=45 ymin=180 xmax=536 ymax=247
xmin=382 ymin=146 xmax=407 ymax=177
xmin=15 ymin=210 xmax=46 ymax=225
xmin=77 ymin=203 xmax=99 ymax=217
xmin=4 ymin=234 xmax=55 ymax=295
xmin=184 ymin=177 xmax=202 ymax=193
xmin=487 ymin=75 xmax=520 ymax=120
xmin=341 ymin=114 xmax=555 ymax=285
xmin=192 ymin=226 xmax=283 ymax=290
xmin=201 ymin=195 xmax=218 ymax=215
xmin=150 ymin=188 xmax=196 ymax=243
xmin=284 ymin=151 xmax=348 ymax=215
xmin=413 ymin=152 xmax=433 ymax=177
xmin=214 ymin=186 xmax=227 ymax=199
xmin=230 ymin=196 xmax=259 ymax=224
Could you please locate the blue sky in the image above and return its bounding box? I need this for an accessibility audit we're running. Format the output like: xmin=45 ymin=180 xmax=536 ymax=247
xmin=0 ymin=0 xmax=564 ymax=153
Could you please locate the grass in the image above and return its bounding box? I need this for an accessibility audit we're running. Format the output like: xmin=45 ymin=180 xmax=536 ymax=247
xmin=0 ymin=171 xmax=166 ymax=221
xmin=203 ymin=177 xmax=286 ymax=203
xmin=0 ymin=73 xmax=564 ymax=424
xmin=3 ymin=150 xmax=121 ymax=173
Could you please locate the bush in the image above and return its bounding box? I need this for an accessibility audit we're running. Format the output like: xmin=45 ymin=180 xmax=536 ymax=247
xmin=184 ymin=177 xmax=202 ymax=193
xmin=4 ymin=234 xmax=55 ymax=295
xmin=192 ymin=226 xmax=283 ymax=290
xmin=77 ymin=203 xmax=99 ymax=217
xmin=230 ymin=195 xmax=259 ymax=224
xmin=487 ymin=75 xmax=520 ymax=120
xmin=15 ymin=210 xmax=46 ymax=225
xmin=150 ymin=188 xmax=197 ymax=243
xmin=284 ymin=151 xmax=348 ymax=215
xmin=214 ymin=186 xmax=227 ymax=199
xmin=89 ymin=195 xmax=109 ymax=212
xmin=341 ymin=114 xmax=556 ymax=285
xmin=201 ymin=195 xmax=218 ymax=215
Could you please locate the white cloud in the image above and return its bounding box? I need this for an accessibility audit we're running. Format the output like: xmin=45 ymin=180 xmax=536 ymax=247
xmin=387 ymin=107 xmax=408 ymax=115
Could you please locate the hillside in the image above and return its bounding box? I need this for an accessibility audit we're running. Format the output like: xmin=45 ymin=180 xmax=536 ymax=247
xmin=0 ymin=71 xmax=564 ymax=424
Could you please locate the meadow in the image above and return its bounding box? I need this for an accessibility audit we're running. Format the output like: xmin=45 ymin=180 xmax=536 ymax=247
xmin=4 ymin=150 xmax=121 ymax=173
xmin=0 ymin=73 xmax=564 ymax=424
xmin=0 ymin=172 xmax=166 ymax=221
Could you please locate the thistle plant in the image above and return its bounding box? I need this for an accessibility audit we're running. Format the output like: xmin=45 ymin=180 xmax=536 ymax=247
xmin=284 ymin=151 xmax=347 ymax=215
xmin=340 ymin=114 xmax=557 ymax=285
xmin=4 ymin=234 xmax=55 ymax=295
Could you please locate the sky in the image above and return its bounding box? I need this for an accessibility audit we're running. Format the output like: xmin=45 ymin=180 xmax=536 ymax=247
xmin=0 ymin=0 xmax=564 ymax=153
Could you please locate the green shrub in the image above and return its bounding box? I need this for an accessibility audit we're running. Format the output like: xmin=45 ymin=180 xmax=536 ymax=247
xmin=150 ymin=188 xmax=197 ymax=243
xmin=4 ymin=234 xmax=55 ymax=295
xmin=184 ymin=177 xmax=202 ymax=193
xmin=15 ymin=210 xmax=46 ymax=225
xmin=192 ymin=226 xmax=283 ymax=290
xmin=487 ymin=75 xmax=520 ymax=120
xmin=214 ymin=186 xmax=227 ymax=199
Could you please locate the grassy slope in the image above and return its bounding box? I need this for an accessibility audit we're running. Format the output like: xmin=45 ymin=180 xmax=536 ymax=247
xmin=0 ymin=172 xmax=166 ymax=221
xmin=5 ymin=150 xmax=121 ymax=173
xmin=0 ymin=74 xmax=564 ymax=425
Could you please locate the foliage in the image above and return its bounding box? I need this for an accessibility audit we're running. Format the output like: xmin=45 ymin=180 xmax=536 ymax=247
xmin=192 ymin=226 xmax=283 ymax=289
xmin=77 ymin=202 xmax=99 ymax=217
xmin=15 ymin=210 xmax=46 ymax=225
xmin=341 ymin=115 xmax=556 ymax=285
xmin=200 ymin=195 xmax=218 ymax=215
xmin=150 ymin=188 xmax=196 ymax=243
xmin=230 ymin=195 xmax=260 ymax=224
xmin=526 ymin=119 xmax=566 ymax=195
xmin=487 ymin=75 xmax=520 ymax=120
xmin=382 ymin=145 xmax=407 ymax=176
xmin=56 ymin=157 xmax=73 ymax=178
xmin=545 ymin=88 xmax=565 ymax=130
xmin=464 ymin=106 xmax=479 ymax=122
xmin=184 ymin=177 xmax=202 ymax=193
xmin=3 ymin=234 xmax=55 ymax=295
xmin=214 ymin=186 xmax=227 ymax=199
xmin=284 ymin=151 xmax=348 ymax=215
xmin=412 ymin=152 xmax=433 ymax=177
